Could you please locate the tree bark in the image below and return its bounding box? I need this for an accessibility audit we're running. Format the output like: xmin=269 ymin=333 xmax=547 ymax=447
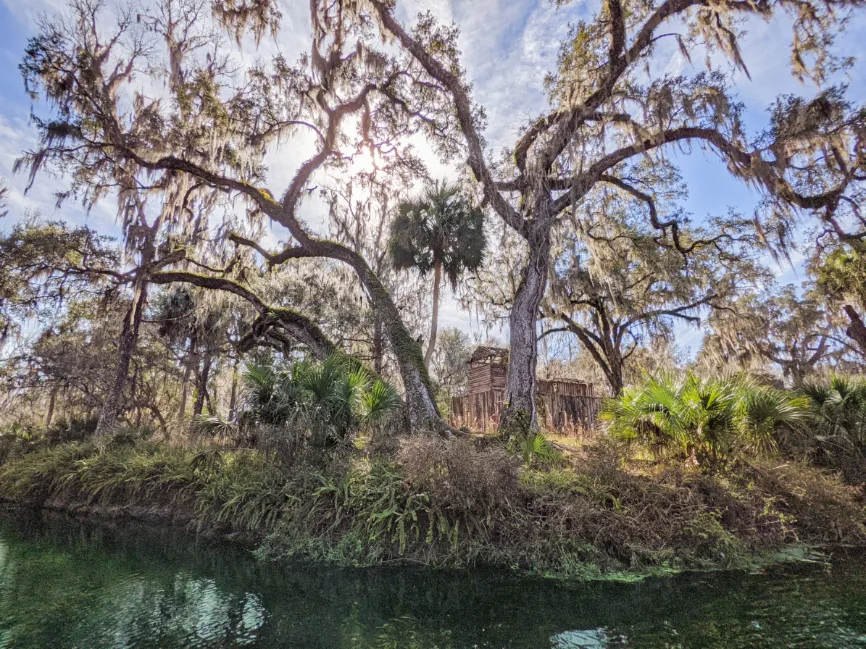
xmin=155 ymin=229 xmax=445 ymax=431
xmin=424 ymin=260 xmax=442 ymax=369
xmin=501 ymin=228 xmax=551 ymax=433
xmin=286 ymin=239 xmax=445 ymax=432
xmin=607 ymin=354 xmax=624 ymax=396
xmin=96 ymin=277 xmax=149 ymax=435
xmin=843 ymin=304 xmax=866 ymax=356
xmin=193 ymin=351 xmax=212 ymax=419
xmin=45 ymin=386 xmax=58 ymax=427
xmin=364 ymin=267 xmax=444 ymax=432
xmin=372 ymin=313 xmax=385 ymax=376
xmin=177 ymin=332 xmax=197 ymax=425
xmin=228 ymin=357 xmax=239 ymax=422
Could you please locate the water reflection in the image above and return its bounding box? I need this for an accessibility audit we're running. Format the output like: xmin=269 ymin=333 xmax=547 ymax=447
xmin=0 ymin=508 xmax=864 ymax=648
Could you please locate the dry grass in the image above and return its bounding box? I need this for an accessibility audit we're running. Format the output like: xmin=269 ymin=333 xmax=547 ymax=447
xmin=397 ymin=437 xmax=519 ymax=513
xmin=0 ymin=432 xmax=862 ymax=578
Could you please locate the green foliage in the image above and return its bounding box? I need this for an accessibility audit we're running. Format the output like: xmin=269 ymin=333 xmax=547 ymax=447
xmin=815 ymin=246 xmax=866 ymax=308
xmin=602 ymin=374 xmax=808 ymax=468
xmin=387 ymin=180 xmax=486 ymax=289
xmin=0 ymin=432 xmax=863 ymax=578
xmin=801 ymin=375 xmax=866 ymax=483
xmin=0 ymin=221 xmax=119 ymax=338
xmin=0 ymin=417 xmax=101 ymax=465
xmin=507 ymin=431 xmax=562 ymax=466
xmin=196 ymin=354 xmax=400 ymax=450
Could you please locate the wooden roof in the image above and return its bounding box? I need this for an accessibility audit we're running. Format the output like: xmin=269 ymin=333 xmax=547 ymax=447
xmin=468 ymin=345 xmax=509 ymax=364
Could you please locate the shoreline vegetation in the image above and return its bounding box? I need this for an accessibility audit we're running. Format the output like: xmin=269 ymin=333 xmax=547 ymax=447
xmin=0 ymin=390 xmax=863 ymax=581
xmin=2 ymin=0 xmax=866 ymax=611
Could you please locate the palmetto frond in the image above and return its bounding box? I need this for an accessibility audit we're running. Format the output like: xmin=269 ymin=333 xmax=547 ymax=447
xmin=602 ymin=373 xmax=809 ymax=467
xmin=236 ymin=354 xmax=399 ymax=447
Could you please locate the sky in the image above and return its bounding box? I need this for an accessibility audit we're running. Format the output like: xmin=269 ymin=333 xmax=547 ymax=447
xmin=2 ymin=0 xmax=866 ymax=358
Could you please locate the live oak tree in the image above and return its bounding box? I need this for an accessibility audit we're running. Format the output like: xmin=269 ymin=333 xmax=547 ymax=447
xmin=813 ymin=244 xmax=866 ymax=356
xmin=352 ymin=0 xmax=866 ymax=430
xmin=699 ymin=283 xmax=857 ymax=383
xmin=16 ymin=0 xmax=241 ymax=433
xmin=0 ymin=221 xmax=120 ymax=348
xmin=18 ymin=0 xmax=866 ymax=435
xmin=541 ymin=193 xmax=767 ymax=395
xmin=0 ymin=223 xmax=182 ymax=429
xmin=153 ymin=286 xmax=244 ymax=423
xmin=324 ymin=172 xmax=432 ymax=378
xmin=17 ymin=0 xmax=464 ymax=432
xmin=388 ymin=180 xmax=485 ymax=368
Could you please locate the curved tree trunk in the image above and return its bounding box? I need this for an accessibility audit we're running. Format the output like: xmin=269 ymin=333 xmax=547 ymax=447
xmin=288 ymin=237 xmax=446 ymax=432
xmin=361 ymin=264 xmax=444 ymax=432
xmin=501 ymin=228 xmax=551 ymax=434
xmin=424 ymin=260 xmax=442 ymax=369
xmin=154 ymin=238 xmax=445 ymax=432
xmin=96 ymin=277 xmax=149 ymax=435
xmin=372 ymin=313 xmax=385 ymax=375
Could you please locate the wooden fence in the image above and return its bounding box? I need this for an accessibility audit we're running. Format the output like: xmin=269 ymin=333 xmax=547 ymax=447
xmin=451 ymin=389 xmax=603 ymax=434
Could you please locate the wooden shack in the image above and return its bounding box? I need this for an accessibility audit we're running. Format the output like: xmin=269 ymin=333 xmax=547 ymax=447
xmin=451 ymin=346 xmax=602 ymax=433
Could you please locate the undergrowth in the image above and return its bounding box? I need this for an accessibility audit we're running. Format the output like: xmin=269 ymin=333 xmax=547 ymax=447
xmin=0 ymin=435 xmax=862 ymax=579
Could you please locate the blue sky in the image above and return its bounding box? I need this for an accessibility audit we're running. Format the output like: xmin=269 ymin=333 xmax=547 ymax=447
xmin=2 ymin=0 xmax=865 ymax=357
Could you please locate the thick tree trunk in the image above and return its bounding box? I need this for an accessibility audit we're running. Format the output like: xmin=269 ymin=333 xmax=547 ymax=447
xmin=372 ymin=313 xmax=385 ymax=376
xmin=843 ymin=304 xmax=866 ymax=356
xmin=96 ymin=278 xmax=149 ymax=435
xmin=607 ymin=356 xmax=624 ymax=396
xmin=223 ymin=225 xmax=451 ymax=434
xmin=501 ymin=228 xmax=551 ymax=434
xmin=193 ymin=351 xmax=212 ymax=419
xmin=359 ymin=264 xmax=444 ymax=432
xmin=424 ymin=260 xmax=442 ymax=369
xmin=228 ymin=357 xmax=239 ymax=422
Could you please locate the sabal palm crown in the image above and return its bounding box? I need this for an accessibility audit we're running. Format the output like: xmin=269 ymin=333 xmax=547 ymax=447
xmin=388 ymin=180 xmax=485 ymax=366
xmin=388 ymin=180 xmax=485 ymax=287
xmin=802 ymin=375 xmax=866 ymax=450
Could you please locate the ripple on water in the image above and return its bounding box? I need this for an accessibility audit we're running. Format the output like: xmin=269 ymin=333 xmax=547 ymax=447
xmin=0 ymin=510 xmax=864 ymax=649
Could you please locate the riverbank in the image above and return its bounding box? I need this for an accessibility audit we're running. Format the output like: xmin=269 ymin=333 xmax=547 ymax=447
xmin=0 ymin=435 xmax=863 ymax=580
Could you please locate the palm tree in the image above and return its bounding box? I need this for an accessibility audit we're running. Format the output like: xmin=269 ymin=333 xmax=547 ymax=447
xmin=388 ymin=181 xmax=485 ymax=368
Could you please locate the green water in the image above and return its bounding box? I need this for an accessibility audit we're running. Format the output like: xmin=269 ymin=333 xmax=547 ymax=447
xmin=0 ymin=509 xmax=865 ymax=648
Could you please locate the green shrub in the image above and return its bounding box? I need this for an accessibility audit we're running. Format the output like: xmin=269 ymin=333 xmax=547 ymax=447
xmin=601 ymin=374 xmax=808 ymax=468
xmin=196 ymin=354 xmax=400 ymax=453
xmin=800 ymin=375 xmax=866 ymax=484
xmin=0 ymin=433 xmax=862 ymax=578
xmin=0 ymin=417 xmax=100 ymax=466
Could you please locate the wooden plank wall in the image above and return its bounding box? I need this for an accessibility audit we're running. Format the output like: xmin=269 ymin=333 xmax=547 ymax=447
xmin=451 ymin=390 xmax=603 ymax=433
xmin=537 ymin=379 xmax=594 ymax=397
xmin=467 ymin=364 xmax=507 ymax=394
